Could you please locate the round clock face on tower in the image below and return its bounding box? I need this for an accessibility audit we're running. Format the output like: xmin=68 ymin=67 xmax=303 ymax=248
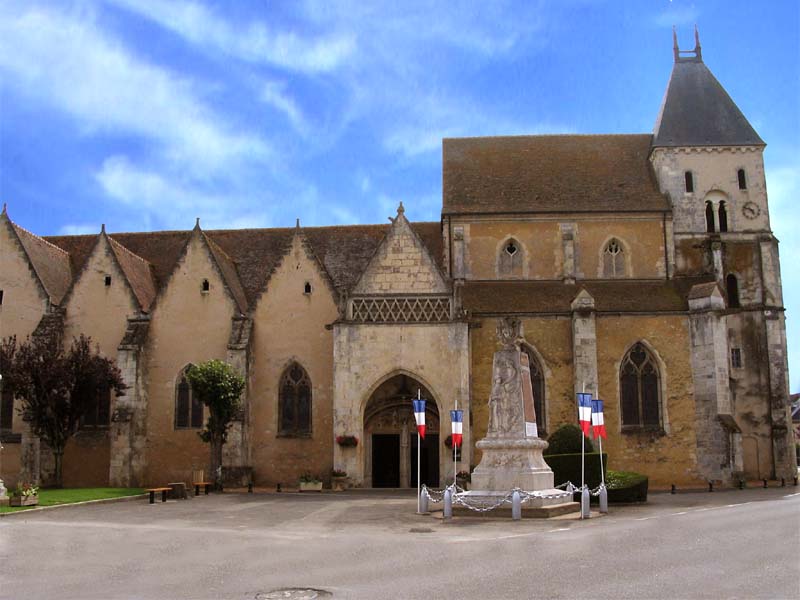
xmin=742 ymin=201 xmax=760 ymax=219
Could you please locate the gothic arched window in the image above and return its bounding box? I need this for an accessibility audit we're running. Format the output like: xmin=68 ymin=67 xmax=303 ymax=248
xmin=498 ymin=238 xmax=524 ymax=279
xmin=279 ymin=362 xmax=312 ymax=436
xmin=705 ymin=201 xmax=716 ymax=232
xmin=737 ymin=169 xmax=747 ymax=190
xmin=603 ymin=239 xmax=625 ymax=278
xmin=718 ymin=201 xmax=728 ymax=233
xmin=82 ymin=382 xmax=111 ymax=429
xmin=523 ymin=347 xmax=546 ymax=436
xmin=175 ymin=367 xmax=203 ymax=429
xmin=0 ymin=378 xmax=13 ymax=432
xmin=620 ymin=343 xmax=661 ymax=430
xmin=684 ymin=171 xmax=694 ymax=193
xmin=726 ymin=274 xmax=740 ymax=308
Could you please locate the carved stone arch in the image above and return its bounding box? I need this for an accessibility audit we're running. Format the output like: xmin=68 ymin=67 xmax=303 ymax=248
xmin=359 ymin=368 xmax=443 ymax=419
xmin=278 ymin=360 xmax=312 ymax=436
xmin=495 ymin=235 xmax=528 ymax=279
xmin=614 ymin=339 xmax=670 ymax=433
xmin=597 ymin=235 xmax=633 ymax=278
xmin=520 ymin=342 xmax=549 ymax=436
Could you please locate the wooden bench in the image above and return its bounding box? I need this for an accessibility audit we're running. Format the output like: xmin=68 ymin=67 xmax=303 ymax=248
xmin=146 ymin=487 xmax=171 ymax=504
xmin=194 ymin=482 xmax=212 ymax=496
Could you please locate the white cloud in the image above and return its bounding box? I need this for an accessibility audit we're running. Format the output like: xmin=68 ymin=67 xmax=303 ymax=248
xmin=260 ymin=81 xmax=309 ymax=136
xmin=0 ymin=5 xmax=271 ymax=177
xmin=58 ymin=224 xmax=100 ymax=236
xmin=106 ymin=0 xmax=356 ymax=73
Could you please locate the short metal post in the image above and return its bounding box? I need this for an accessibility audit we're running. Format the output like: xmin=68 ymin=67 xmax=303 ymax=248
xmin=794 ymin=476 xmax=798 ymax=487
xmin=708 ymin=481 xmax=713 ymax=492
xmin=443 ymin=488 xmax=453 ymax=520
xmin=671 ymin=484 xmax=676 ymax=495
xmin=276 ymin=483 xmax=281 ymax=493
xmin=738 ymin=480 xmax=744 ymax=490
xmin=419 ymin=488 xmax=428 ymax=514
xmin=763 ymin=479 xmax=768 ymax=489
xmin=248 ymin=482 xmax=253 ymax=493
xmin=512 ymin=491 xmax=521 ymax=521
xmin=781 ymin=478 xmax=785 ymax=487
xmin=599 ymin=485 xmax=608 ymax=514
xmin=581 ymin=487 xmax=590 ymax=519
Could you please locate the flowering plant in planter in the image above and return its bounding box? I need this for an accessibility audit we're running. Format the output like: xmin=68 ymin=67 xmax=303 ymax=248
xmin=456 ymin=470 xmax=471 ymax=483
xmin=336 ymin=435 xmax=358 ymax=447
xmin=14 ymin=482 xmax=38 ymax=497
xmin=299 ymin=472 xmax=321 ymax=484
xmin=331 ymin=469 xmax=347 ymax=478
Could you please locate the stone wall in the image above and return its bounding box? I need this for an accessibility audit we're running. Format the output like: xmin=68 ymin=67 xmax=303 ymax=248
xmin=249 ymin=234 xmax=338 ymax=487
xmin=332 ymin=321 xmax=470 ymax=487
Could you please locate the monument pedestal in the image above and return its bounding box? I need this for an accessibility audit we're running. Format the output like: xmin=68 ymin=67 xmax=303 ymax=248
xmin=471 ymin=437 xmax=554 ymax=491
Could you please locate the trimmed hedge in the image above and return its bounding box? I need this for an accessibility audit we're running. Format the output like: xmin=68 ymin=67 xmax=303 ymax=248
xmin=544 ymin=424 xmax=594 ymax=455
xmin=606 ymin=470 xmax=649 ymax=502
xmin=545 ymin=452 xmax=607 ymax=489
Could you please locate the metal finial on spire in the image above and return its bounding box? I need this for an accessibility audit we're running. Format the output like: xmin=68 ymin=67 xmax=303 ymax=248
xmin=101 ymin=223 xmax=106 ymax=234
xmin=194 ymin=217 xmax=200 ymax=230
xmin=295 ymin=217 xmax=300 ymax=230
xmin=672 ymin=26 xmax=679 ymax=62
xmin=1 ymin=202 xmax=6 ymax=215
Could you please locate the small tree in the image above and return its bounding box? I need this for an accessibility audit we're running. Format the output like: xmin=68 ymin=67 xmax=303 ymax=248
xmin=7 ymin=334 xmax=125 ymax=487
xmin=186 ymin=360 xmax=245 ymax=489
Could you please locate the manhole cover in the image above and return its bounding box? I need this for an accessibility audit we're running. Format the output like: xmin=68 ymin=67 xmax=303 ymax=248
xmin=409 ymin=527 xmax=433 ymax=533
xmin=257 ymin=589 xmax=331 ymax=599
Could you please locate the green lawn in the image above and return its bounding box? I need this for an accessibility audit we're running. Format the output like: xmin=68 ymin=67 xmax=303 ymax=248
xmin=1 ymin=487 xmax=145 ymax=513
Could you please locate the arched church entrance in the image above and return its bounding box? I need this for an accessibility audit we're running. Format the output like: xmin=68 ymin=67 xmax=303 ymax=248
xmin=363 ymin=374 xmax=440 ymax=488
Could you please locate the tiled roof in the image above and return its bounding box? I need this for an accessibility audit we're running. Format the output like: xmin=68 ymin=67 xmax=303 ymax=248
xmin=202 ymin=231 xmax=249 ymax=314
xmin=11 ymin=221 xmax=72 ymax=305
xmin=107 ymin=235 xmax=158 ymax=312
xmin=652 ymin=59 xmax=764 ymax=148
xmin=461 ymin=278 xmax=713 ymax=314
xmin=443 ymin=134 xmax=669 ymax=215
xmin=45 ymin=222 xmax=444 ymax=309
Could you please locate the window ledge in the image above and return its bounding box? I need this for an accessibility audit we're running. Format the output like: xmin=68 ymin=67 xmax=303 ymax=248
xmin=277 ymin=432 xmax=312 ymax=439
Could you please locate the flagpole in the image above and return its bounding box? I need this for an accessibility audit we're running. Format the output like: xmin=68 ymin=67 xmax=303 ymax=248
xmin=453 ymin=397 xmax=458 ymax=489
xmin=581 ymin=383 xmax=586 ymax=520
xmin=417 ymin=389 xmax=422 ymax=514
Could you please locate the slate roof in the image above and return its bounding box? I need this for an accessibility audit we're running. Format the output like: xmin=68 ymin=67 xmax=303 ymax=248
xmin=652 ymin=58 xmax=764 ymax=148
xmin=442 ymin=135 xmax=669 ymax=215
xmin=43 ymin=222 xmax=444 ymax=310
xmin=461 ymin=278 xmax=713 ymax=314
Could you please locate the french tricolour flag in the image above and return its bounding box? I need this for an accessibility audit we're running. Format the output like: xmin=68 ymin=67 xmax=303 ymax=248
xmin=413 ymin=399 xmax=426 ymax=439
xmin=591 ymin=399 xmax=607 ymax=439
xmin=577 ymin=392 xmax=592 ymax=436
xmin=450 ymin=409 xmax=463 ymax=448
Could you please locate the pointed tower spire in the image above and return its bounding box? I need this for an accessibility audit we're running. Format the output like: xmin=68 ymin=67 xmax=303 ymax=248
xmin=101 ymin=223 xmax=106 ymax=234
xmin=1 ymin=203 xmax=7 ymax=216
xmin=194 ymin=217 xmax=201 ymax=230
xmin=295 ymin=217 xmax=300 ymax=230
xmin=397 ymin=201 xmax=405 ymax=216
xmin=694 ymin=24 xmax=702 ymax=61
xmin=673 ymin=26 xmax=679 ymax=62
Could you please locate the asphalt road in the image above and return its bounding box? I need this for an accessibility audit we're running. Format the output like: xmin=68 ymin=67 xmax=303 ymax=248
xmin=1 ymin=487 xmax=798 ymax=599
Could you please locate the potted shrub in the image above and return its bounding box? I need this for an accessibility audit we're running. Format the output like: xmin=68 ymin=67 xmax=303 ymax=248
xmin=10 ymin=482 xmax=39 ymax=507
xmin=336 ymin=435 xmax=358 ymax=448
xmin=456 ymin=470 xmax=471 ymax=490
xmin=298 ymin=473 xmax=323 ymax=492
xmin=331 ymin=469 xmax=348 ymax=491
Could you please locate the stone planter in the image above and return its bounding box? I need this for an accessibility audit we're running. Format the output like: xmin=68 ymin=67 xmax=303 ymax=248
xmin=299 ymin=481 xmax=323 ymax=492
xmin=10 ymin=494 xmax=39 ymax=507
xmin=331 ymin=476 xmax=348 ymax=491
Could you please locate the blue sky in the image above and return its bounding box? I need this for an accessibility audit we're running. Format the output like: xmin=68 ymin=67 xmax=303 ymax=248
xmin=1 ymin=1 xmax=798 ymax=387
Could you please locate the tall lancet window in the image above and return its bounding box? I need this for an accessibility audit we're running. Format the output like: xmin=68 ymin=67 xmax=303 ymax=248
xmin=705 ymin=201 xmax=716 ymax=232
xmin=718 ymin=201 xmax=728 ymax=232
xmin=603 ymin=239 xmax=625 ymax=278
xmin=620 ymin=343 xmax=662 ymax=430
xmin=279 ymin=362 xmax=312 ymax=436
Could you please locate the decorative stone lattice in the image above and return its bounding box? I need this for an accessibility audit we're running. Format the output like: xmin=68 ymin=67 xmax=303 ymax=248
xmin=351 ymin=296 xmax=451 ymax=323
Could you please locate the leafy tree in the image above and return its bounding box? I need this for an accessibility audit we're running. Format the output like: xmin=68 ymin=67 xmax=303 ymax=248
xmin=186 ymin=360 xmax=245 ymax=489
xmin=5 ymin=334 xmax=125 ymax=487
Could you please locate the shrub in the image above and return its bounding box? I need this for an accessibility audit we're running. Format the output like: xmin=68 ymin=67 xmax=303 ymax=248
xmin=606 ymin=470 xmax=649 ymax=502
xmin=544 ymin=452 xmax=607 ymax=489
xmin=544 ymin=424 xmax=594 ymax=455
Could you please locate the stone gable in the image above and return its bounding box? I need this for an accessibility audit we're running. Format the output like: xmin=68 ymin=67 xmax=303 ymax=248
xmin=352 ymin=206 xmax=448 ymax=295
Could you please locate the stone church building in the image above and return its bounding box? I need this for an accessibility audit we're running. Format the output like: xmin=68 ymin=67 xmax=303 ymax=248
xmin=0 ymin=36 xmax=794 ymax=490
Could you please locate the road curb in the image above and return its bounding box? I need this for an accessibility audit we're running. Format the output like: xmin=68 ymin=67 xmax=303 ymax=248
xmin=0 ymin=493 xmax=148 ymax=518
